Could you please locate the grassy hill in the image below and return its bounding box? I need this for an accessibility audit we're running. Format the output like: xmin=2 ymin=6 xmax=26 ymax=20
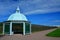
xmin=31 ymin=24 xmax=57 ymax=32
xmin=0 ymin=23 xmax=3 ymax=34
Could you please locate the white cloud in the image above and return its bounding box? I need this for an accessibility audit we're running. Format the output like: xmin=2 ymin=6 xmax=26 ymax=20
xmin=0 ymin=0 xmax=60 ymax=15
xmin=52 ymin=20 xmax=60 ymax=22
xmin=24 ymin=8 xmax=60 ymax=15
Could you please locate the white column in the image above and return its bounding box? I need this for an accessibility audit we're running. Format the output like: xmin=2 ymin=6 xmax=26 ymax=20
xmin=3 ymin=23 xmax=5 ymax=34
xmin=23 ymin=22 xmax=25 ymax=35
xmin=30 ymin=23 xmax=31 ymax=34
xmin=10 ymin=22 xmax=12 ymax=35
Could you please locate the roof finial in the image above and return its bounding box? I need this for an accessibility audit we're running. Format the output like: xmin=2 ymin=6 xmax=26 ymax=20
xmin=17 ymin=6 xmax=20 ymax=10
xmin=16 ymin=6 xmax=21 ymax=13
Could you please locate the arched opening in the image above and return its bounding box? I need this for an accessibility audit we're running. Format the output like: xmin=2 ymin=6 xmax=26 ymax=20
xmin=12 ymin=23 xmax=23 ymax=34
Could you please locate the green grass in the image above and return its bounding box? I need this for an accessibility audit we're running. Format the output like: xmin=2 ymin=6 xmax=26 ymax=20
xmin=0 ymin=32 xmax=2 ymax=34
xmin=46 ymin=28 xmax=60 ymax=37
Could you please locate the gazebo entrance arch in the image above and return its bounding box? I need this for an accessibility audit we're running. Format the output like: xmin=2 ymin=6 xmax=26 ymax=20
xmin=12 ymin=23 xmax=23 ymax=34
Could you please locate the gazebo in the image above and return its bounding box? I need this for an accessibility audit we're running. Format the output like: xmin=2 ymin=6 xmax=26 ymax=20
xmin=2 ymin=7 xmax=31 ymax=35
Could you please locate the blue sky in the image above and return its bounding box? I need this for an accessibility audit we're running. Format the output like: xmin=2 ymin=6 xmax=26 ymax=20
xmin=0 ymin=0 xmax=60 ymax=26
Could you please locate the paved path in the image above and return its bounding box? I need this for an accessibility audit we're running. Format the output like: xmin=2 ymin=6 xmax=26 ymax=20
xmin=0 ymin=29 xmax=60 ymax=40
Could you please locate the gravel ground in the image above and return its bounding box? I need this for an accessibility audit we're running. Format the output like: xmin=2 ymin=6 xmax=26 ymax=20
xmin=0 ymin=29 xmax=60 ymax=40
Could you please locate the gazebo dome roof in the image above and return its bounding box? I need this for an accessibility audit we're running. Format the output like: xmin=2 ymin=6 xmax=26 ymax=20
xmin=8 ymin=7 xmax=28 ymax=21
